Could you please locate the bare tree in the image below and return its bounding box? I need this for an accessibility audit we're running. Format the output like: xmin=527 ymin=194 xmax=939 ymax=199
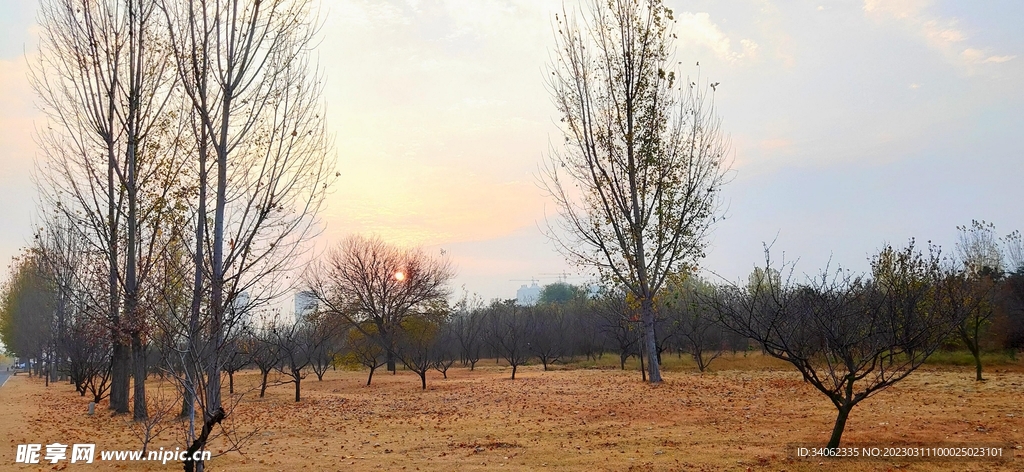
xmin=271 ymin=319 xmax=312 ymax=402
xmin=305 ymin=312 xmax=343 ymax=382
xmin=485 ymin=300 xmax=531 ymax=380
xmin=451 ymin=295 xmax=485 ymax=370
xmin=955 ymin=220 xmax=1003 ymax=381
xmin=714 ymin=242 xmax=968 ymax=449
xmin=33 ymin=0 xmax=185 ymax=418
xmin=663 ymin=275 xmax=722 ymax=372
xmin=221 ymin=337 xmax=250 ymax=395
xmin=342 ymin=322 xmax=386 ymax=386
xmin=248 ymin=326 xmax=282 ymax=398
xmin=432 ymin=322 xmax=458 ymax=380
xmin=396 ymin=314 xmax=445 ymax=390
xmin=594 ymin=290 xmax=641 ymax=370
xmin=307 ymin=235 xmax=454 ymax=375
xmin=528 ymin=303 xmax=568 ymax=371
xmin=543 ymin=0 xmax=730 ymax=383
xmin=158 ymin=1 xmax=332 ymax=464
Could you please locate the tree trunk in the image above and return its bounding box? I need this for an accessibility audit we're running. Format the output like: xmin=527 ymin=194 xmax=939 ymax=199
xmin=961 ymin=328 xmax=984 ymax=381
xmin=180 ymin=377 xmax=194 ymax=419
xmin=511 ymin=364 xmax=517 ymax=380
xmin=366 ymin=366 xmax=375 ymax=386
xmin=293 ymin=371 xmax=301 ymax=402
xmin=207 ymin=103 xmax=229 ymax=417
xmin=132 ymin=334 xmax=147 ymax=421
xmin=386 ymin=350 xmax=396 ymax=373
xmin=640 ymin=298 xmax=661 ymax=383
xmin=184 ymin=407 xmax=225 ymax=472
xmin=419 ymin=372 xmax=426 ymax=390
xmin=973 ymin=345 xmax=983 ymax=381
xmin=260 ymin=370 xmax=270 ymax=398
xmin=228 ymin=371 xmax=234 ymax=394
xmin=827 ymin=404 xmax=852 ymax=449
xmin=639 ymin=340 xmax=647 ymax=382
xmin=110 ymin=342 xmax=130 ymax=413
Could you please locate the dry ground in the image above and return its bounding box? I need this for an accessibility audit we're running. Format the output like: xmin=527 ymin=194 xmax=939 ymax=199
xmin=1 ymin=355 xmax=1022 ymax=471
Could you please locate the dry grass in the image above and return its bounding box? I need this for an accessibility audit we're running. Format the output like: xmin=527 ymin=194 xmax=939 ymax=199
xmin=2 ymin=355 xmax=1023 ymax=471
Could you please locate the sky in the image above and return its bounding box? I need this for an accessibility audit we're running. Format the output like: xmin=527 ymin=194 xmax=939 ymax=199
xmin=0 ymin=0 xmax=1022 ymax=302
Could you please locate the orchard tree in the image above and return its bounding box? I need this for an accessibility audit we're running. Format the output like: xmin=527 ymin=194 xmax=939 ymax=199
xmin=663 ymin=275 xmax=722 ymax=372
xmin=955 ymin=220 xmax=1004 ymax=381
xmin=542 ymin=0 xmax=730 ymax=383
xmin=715 ymin=242 xmax=969 ymax=449
xmin=306 ymin=235 xmax=454 ymax=374
xmin=342 ymin=323 xmax=386 ymax=386
xmin=396 ymin=314 xmax=445 ymax=390
xmin=484 ymin=300 xmax=531 ymax=380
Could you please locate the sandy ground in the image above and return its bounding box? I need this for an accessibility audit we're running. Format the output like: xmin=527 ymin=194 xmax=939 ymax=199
xmin=0 ymin=355 xmax=1021 ymax=471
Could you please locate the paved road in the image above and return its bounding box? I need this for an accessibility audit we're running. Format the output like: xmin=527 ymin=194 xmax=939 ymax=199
xmin=0 ymin=370 xmax=11 ymax=388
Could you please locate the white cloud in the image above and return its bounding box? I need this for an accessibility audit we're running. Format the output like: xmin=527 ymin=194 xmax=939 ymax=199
xmin=863 ymin=0 xmax=929 ymax=20
xmin=862 ymin=0 xmax=1013 ymax=74
xmin=921 ymin=19 xmax=965 ymax=45
xmin=983 ymin=55 xmax=1016 ymax=64
xmin=675 ymin=12 xmax=758 ymax=63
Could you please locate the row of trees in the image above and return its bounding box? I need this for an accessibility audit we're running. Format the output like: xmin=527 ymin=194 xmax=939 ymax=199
xmin=0 ymin=0 xmax=331 ymax=469
xmin=8 ymin=231 xmax=1023 ymax=453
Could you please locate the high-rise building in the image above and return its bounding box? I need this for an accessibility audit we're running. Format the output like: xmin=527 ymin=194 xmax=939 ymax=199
xmin=516 ymin=282 xmax=541 ymax=306
xmin=294 ymin=290 xmax=318 ymax=322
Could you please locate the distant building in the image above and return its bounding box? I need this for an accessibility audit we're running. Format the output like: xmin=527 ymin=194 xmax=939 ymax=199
xmin=294 ymin=290 xmax=318 ymax=322
xmin=232 ymin=291 xmax=251 ymax=315
xmin=516 ymin=282 xmax=541 ymax=306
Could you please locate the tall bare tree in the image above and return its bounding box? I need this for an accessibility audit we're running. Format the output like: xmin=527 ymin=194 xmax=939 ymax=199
xmin=543 ymin=0 xmax=730 ymax=383
xmin=33 ymin=0 xmax=183 ymax=418
xmin=161 ymin=0 xmax=332 ymax=442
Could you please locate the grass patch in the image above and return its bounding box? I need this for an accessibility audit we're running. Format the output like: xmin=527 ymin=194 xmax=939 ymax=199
xmin=924 ymin=349 xmax=1022 ymax=366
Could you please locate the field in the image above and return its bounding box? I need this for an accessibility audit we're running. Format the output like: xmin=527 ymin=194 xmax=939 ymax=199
xmin=1 ymin=355 xmax=1022 ymax=471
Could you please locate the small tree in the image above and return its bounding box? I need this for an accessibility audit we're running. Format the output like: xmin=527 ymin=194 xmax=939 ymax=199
xmin=306 ymin=312 xmax=343 ymax=382
xmin=343 ymin=323 xmax=386 ymax=386
xmin=221 ymin=337 xmax=251 ymax=395
xmin=485 ymin=300 xmax=531 ymax=379
xmin=396 ymin=314 xmax=444 ymax=390
xmin=594 ymin=290 xmax=641 ymax=370
xmin=715 ymin=242 xmax=968 ymax=449
xmin=664 ymin=275 xmax=723 ymax=372
xmin=451 ymin=295 xmax=485 ymax=370
xmin=272 ymin=320 xmax=313 ymax=402
xmin=528 ymin=304 xmax=568 ymax=370
xmin=432 ymin=322 xmax=458 ymax=379
xmin=955 ymin=220 xmax=1003 ymax=381
xmin=249 ymin=327 xmax=282 ymax=399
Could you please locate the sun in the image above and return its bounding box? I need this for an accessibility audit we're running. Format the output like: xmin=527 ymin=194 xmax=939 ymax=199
xmin=394 ymin=271 xmax=405 ymax=281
